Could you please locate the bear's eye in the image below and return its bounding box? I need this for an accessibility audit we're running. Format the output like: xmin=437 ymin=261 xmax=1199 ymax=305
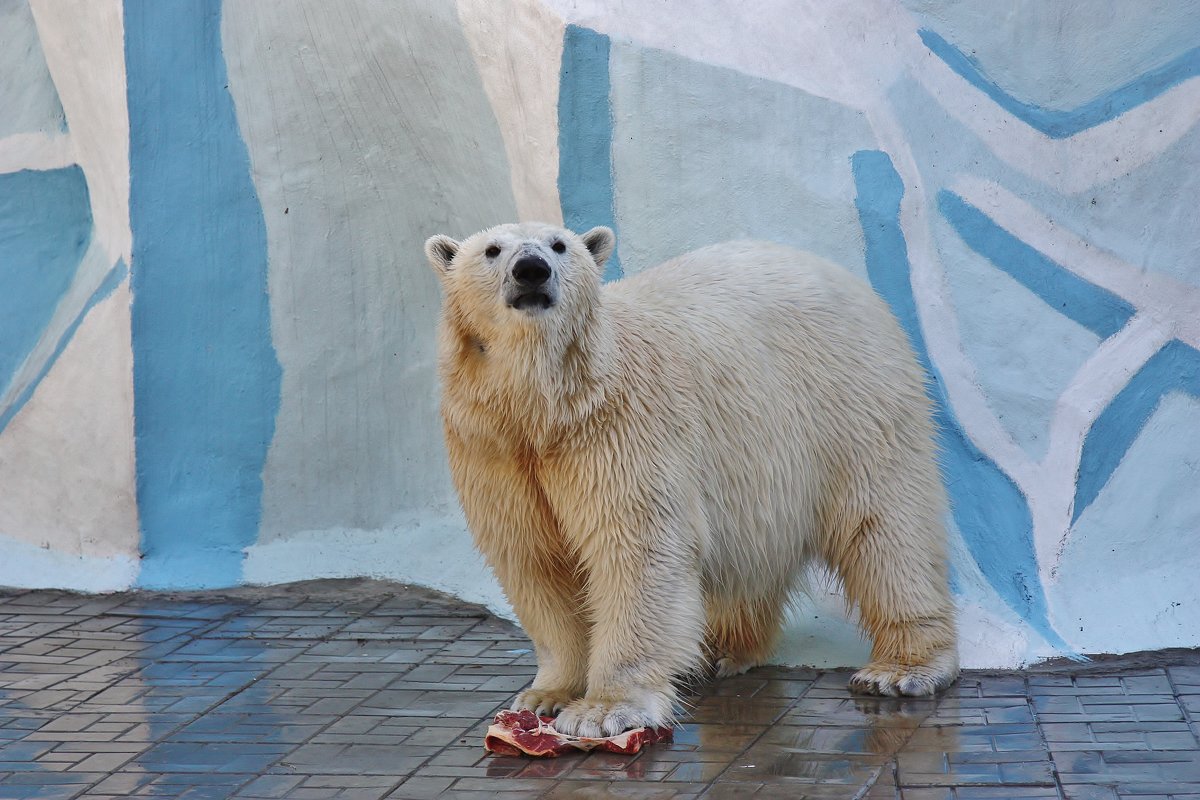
xmin=551 ymin=240 xmax=566 ymax=254
xmin=485 ymin=245 xmax=501 ymax=259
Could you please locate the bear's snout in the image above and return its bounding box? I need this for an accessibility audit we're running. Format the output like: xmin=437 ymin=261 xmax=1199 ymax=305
xmin=512 ymin=255 xmax=551 ymax=287
xmin=507 ymin=255 xmax=556 ymax=312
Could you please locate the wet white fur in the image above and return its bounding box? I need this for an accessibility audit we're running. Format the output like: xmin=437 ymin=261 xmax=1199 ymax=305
xmin=425 ymin=223 xmax=958 ymax=737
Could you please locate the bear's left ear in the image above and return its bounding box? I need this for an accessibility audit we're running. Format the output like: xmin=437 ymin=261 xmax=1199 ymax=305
xmin=580 ymin=226 xmax=615 ymax=271
xmin=424 ymin=235 xmax=460 ymax=278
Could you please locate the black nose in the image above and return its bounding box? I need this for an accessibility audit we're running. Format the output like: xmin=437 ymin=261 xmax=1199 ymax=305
xmin=512 ymin=255 xmax=551 ymax=286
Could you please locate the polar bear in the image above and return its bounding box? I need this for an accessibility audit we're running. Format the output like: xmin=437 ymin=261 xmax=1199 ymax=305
xmin=424 ymin=222 xmax=958 ymax=737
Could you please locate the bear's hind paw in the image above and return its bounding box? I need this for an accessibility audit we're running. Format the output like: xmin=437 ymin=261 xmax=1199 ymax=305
xmin=849 ymin=650 xmax=959 ymax=697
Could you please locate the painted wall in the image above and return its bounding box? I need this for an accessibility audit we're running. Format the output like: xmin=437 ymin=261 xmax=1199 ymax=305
xmin=1 ymin=0 xmax=1197 ymax=668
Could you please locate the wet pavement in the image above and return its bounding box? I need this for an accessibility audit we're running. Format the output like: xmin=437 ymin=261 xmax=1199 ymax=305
xmin=0 ymin=581 xmax=1197 ymax=799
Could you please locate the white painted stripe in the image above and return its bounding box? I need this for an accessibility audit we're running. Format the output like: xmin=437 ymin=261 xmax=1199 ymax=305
xmin=916 ymin=50 xmax=1200 ymax=194
xmin=538 ymin=0 xmax=916 ymax=110
xmin=0 ymin=132 xmax=75 ymax=173
xmin=457 ymin=0 xmax=566 ymax=224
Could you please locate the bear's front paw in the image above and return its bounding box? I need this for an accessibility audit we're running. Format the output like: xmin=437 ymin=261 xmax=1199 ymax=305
xmin=511 ymin=687 xmax=581 ymax=717
xmin=553 ymin=691 xmax=674 ymax=738
xmin=849 ymin=648 xmax=959 ymax=697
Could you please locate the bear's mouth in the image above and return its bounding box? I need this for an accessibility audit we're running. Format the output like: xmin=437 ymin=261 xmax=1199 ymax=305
xmin=508 ymin=291 xmax=554 ymax=311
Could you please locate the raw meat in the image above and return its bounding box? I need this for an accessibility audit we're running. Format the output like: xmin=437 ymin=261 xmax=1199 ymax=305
xmin=484 ymin=709 xmax=673 ymax=757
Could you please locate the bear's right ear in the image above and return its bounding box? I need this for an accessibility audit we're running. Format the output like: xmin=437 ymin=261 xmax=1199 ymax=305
xmin=580 ymin=226 xmax=616 ymax=271
xmin=424 ymin=235 xmax=460 ymax=278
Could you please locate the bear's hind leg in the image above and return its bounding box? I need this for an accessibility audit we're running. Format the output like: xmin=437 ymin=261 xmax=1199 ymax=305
xmin=833 ymin=513 xmax=959 ymax=697
xmin=705 ymin=592 xmax=785 ymax=678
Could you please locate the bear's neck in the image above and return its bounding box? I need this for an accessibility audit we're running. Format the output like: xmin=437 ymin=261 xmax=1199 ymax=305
xmin=446 ymin=301 xmax=618 ymax=451
xmin=514 ymin=304 xmax=616 ymax=438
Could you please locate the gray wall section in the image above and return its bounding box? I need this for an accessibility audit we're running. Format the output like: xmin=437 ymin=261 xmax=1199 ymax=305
xmin=608 ymin=42 xmax=875 ymax=279
xmin=222 ymin=0 xmax=519 ymax=541
xmin=0 ymin=0 xmax=66 ymax=137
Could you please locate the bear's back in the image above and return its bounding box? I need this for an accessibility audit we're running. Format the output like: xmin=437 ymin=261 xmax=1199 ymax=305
xmin=606 ymin=241 xmax=881 ymax=328
xmin=602 ymin=241 xmax=917 ymax=384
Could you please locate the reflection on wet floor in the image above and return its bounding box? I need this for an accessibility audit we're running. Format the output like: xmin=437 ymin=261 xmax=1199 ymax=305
xmin=1 ymin=582 xmax=1199 ymax=798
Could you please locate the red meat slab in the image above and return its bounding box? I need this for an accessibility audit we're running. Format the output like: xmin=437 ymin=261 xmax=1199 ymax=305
xmin=484 ymin=709 xmax=674 ymax=757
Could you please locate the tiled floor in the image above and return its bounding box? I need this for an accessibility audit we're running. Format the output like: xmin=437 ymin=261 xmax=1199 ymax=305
xmin=0 ymin=581 xmax=1197 ymax=799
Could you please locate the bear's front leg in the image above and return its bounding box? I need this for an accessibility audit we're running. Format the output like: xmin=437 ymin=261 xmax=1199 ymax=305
xmin=548 ymin=479 xmax=707 ymax=737
xmin=496 ymin=551 xmax=591 ymax=717
xmin=445 ymin=433 xmax=590 ymax=716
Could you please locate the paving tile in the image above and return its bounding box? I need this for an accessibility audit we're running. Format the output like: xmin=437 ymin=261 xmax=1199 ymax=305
xmin=903 ymin=723 xmax=1043 ymax=753
xmin=669 ymin=723 xmax=766 ymax=753
xmin=757 ymin=723 xmax=916 ymax=756
xmin=135 ymin=741 xmax=292 ymax=773
xmin=1055 ymin=749 xmax=1200 ymax=784
xmin=232 ymin=773 xmax=306 ymax=798
xmin=276 ymin=743 xmax=433 ymax=776
xmin=897 ymin=749 xmax=1056 ymax=786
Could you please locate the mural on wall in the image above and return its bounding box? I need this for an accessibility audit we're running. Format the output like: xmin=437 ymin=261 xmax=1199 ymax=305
xmin=0 ymin=0 xmax=1197 ymax=667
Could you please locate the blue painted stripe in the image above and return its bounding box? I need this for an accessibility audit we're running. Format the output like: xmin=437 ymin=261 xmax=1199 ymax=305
xmin=939 ymin=191 xmax=1134 ymax=339
xmin=0 ymin=166 xmax=92 ymax=397
xmin=852 ymin=150 xmax=1070 ymax=651
xmin=920 ymin=28 xmax=1200 ymax=139
xmin=0 ymin=261 xmax=127 ymax=435
xmin=1074 ymin=339 xmax=1200 ymax=523
xmin=126 ymin=1 xmax=281 ymax=589
xmin=558 ymin=25 xmax=622 ymax=281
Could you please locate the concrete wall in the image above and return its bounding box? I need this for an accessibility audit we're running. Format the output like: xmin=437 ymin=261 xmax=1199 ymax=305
xmin=1 ymin=0 xmax=1197 ymax=668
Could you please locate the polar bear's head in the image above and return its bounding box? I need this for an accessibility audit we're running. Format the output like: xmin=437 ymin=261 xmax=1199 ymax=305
xmin=424 ymin=223 xmax=615 ymax=338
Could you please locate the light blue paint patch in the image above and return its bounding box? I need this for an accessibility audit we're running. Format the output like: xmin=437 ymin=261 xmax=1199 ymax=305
xmin=852 ymin=150 xmax=1069 ymax=651
xmin=939 ymin=191 xmax=1134 ymax=340
xmin=0 ymin=166 xmax=91 ymax=397
xmin=1073 ymin=340 xmax=1200 ymax=524
xmin=920 ymin=28 xmax=1200 ymax=139
xmin=0 ymin=260 xmax=127 ymax=434
xmin=1057 ymin=392 xmax=1200 ymax=651
xmin=606 ymin=39 xmax=873 ymax=278
xmin=558 ymin=25 xmax=622 ymax=281
xmin=126 ymin=1 xmax=281 ymax=589
xmin=0 ymin=0 xmax=67 ymax=137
